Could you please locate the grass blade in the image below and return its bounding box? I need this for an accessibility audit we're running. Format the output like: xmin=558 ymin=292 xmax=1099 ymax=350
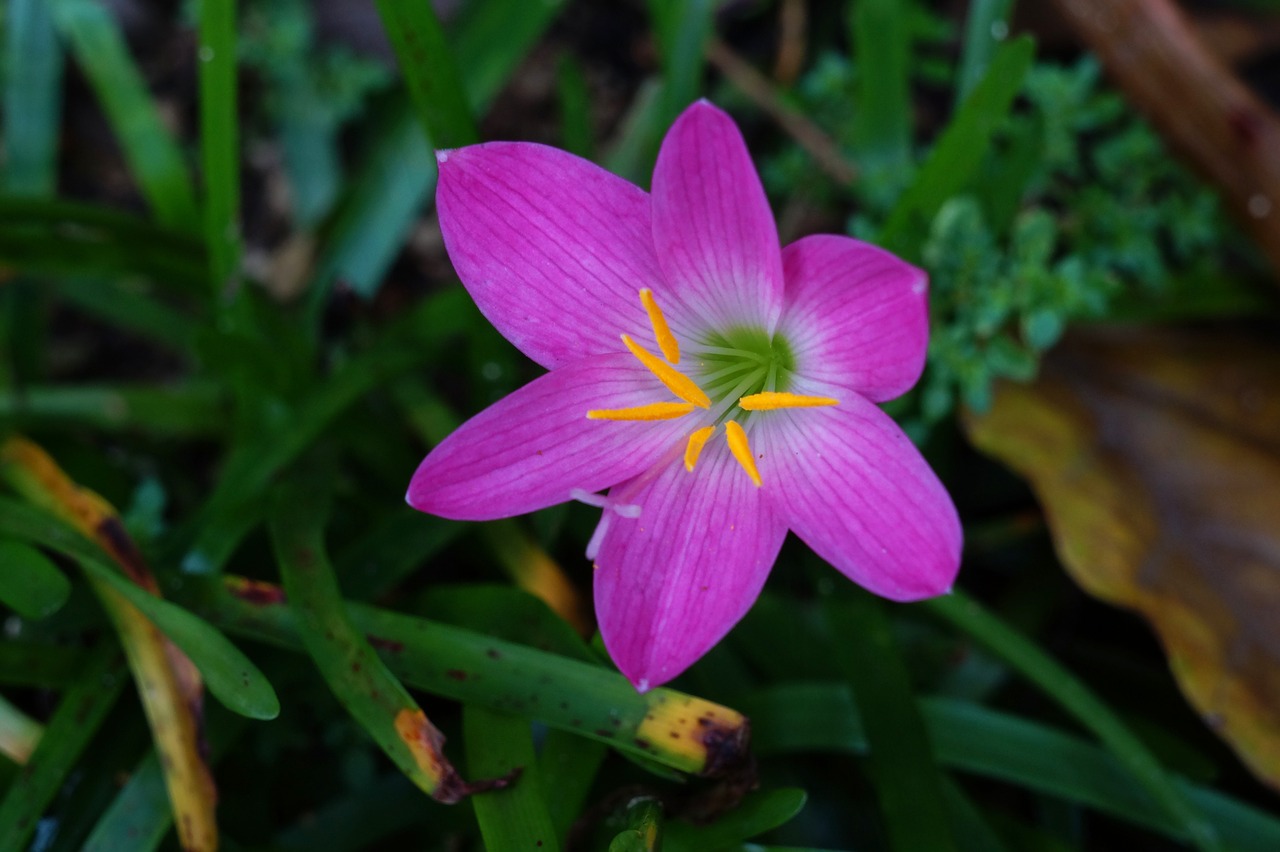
xmin=0 ymin=647 xmax=126 ymax=852
xmin=880 ymin=35 xmax=1035 ymax=249
xmin=196 ymin=573 xmax=753 ymax=776
xmin=0 ymin=383 xmax=225 ymax=437
xmin=269 ymin=477 xmax=501 ymax=802
xmin=49 ymin=0 xmax=200 ymax=229
xmin=827 ymin=594 xmax=957 ymax=852
xmin=926 ymin=591 xmax=1223 ymax=851
xmin=0 ymin=539 xmax=71 ymax=619
xmin=3 ymin=0 xmax=63 ymax=196
xmin=465 ymin=707 xmax=561 ymax=851
xmin=851 ymin=0 xmax=912 ymax=171
xmin=196 ymin=0 xmax=242 ymax=294
xmin=375 ymin=0 xmax=478 ymax=148
xmin=955 ymin=0 xmax=1015 ymax=104
xmin=0 ymin=496 xmax=279 ymax=721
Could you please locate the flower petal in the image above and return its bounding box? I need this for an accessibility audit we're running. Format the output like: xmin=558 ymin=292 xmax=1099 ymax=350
xmin=778 ymin=235 xmax=929 ymax=403
xmin=436 ymin=143 xmax=663 ymax=369
xmin=755 ymin=398 xmax=961 ymax=601
xmin=593 ymin=443 xmax=787 ymax=690
xmin=406 ymin=353 xmax=688 ymax=521
xmin=651 ymin=101 xmax=784 ymax=334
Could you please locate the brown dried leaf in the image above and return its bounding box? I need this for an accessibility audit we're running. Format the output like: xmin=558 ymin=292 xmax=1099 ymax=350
xmin=965 ymin=326 xmax=1280 ymax=790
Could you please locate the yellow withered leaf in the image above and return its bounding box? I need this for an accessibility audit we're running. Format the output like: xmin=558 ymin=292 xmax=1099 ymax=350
xmin=965 ymin=327 xmax=1280 ymax=791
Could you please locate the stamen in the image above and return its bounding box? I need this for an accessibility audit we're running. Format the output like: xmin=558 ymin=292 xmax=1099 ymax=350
xmin=587 ymin=402 xmax=695 ymax=421
xmin=621 ymin=335 xmax=710 ymax=409
xmin=724 ymin=420 xmax=762 ymax=487
xmin=739 ymin=391 xmax=839 ymax=411
xmin=683 ymin=425 xmax=716 ymax=472
xmin=639 ymin=289 xmax=680 ymax=364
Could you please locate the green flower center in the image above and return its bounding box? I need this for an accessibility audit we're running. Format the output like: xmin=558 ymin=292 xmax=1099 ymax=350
xmin=693 ymin=327 xmax=796 ymax=407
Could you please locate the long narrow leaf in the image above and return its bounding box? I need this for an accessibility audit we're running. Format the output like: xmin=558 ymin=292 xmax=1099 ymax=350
xmin=375 ymin=0 xmax=477 ymax=148
xmin=827 ymin=595 xmax=957 ymax=852
xmin=269 ymin=478 xmax=498 ymax=802
xmin=49 ymin=0 xmax=200 ymax=229
xmin=851 ymin=0 xmax=912 ymax=170
xmin=880 ymin=35 xmax=1035 ymax=249
xmin=195 ymin=573 xmax=753 ymax=776
xmin=927 ymin=591 xmax=1222 ymax=851
xmin=3 ymin=0 xmax=63 ymax=196
xmin=197 ymin=0 xmax=242 ymax=293
xmin=465 ymin=707 xmax=560 ymax=851
xmin=0 ymin=647 xmax=126 ymax=852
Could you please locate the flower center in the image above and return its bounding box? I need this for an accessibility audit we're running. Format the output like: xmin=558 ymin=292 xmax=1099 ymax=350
xmin=585 ymin=289 xmax=839 ymax=487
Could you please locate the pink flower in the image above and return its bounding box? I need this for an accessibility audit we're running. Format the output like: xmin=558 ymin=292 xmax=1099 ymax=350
xmin=407 ymin=101 xmax=961 ymax=691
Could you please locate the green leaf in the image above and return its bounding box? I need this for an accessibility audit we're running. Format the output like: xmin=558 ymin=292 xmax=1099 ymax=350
xmin=197 ymin=0 xmax=242 ymax=294
xmin=49 ymin=0 xmax=200 ymax=229
xmin=0 ymin=198 xmax=208 ymax=290
xmin=664 ymin=789 xmax=808 ymax=851
xmin=375 ymin=0 xmax=478 ymax=148
xmin=194 ymin=573 xmax=752 ymax=776
xmin=0 ymin=647 xmax=127 ymax=851
xmin=955 ymin=0 xmax=1015 ymax=104
xmin=881 ymin=35 xmax=1035 ymax=248
xmin=269 ymin=479 xmax=467 ymax=799
xmin=307 ymin=98 xmax=437 ymax=303
xmin=557 ymin=54 xmax=595 ymax=158
xmin=539 ymin=731 xmax=608 ymax=844
xmin=827 ymin=594 xmax=957 ymax=852
xmin=466 ymin=707 xmax=560 ymax=851
xmin=3 ymin=0 xmax=64 ymax=197
xmin=0 ymin=383 xmax=226 ymax=437
xmin=926 ymin=591 xmax=1223 ymax=852
xmin=851 ymin=0 xmax=913 ymax=170
xmin=608 ymin=797 xmax=664 ymax=851
xmin=0 ymin=498 xmax=280 ymax=720
xmin=746 ymin=684 xmax=1280 ymax=850
xmin=0 ymin=539 xmax=71 ymax=618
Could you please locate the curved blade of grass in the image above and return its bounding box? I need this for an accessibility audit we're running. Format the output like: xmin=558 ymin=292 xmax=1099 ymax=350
xmin=0 ymin=497 xmax=279 ymax=720
xmin=306 ymin=0 xmax=563 ymax=318
xmin=3 ymin=0 xmax=63 ymax=197
xmin=955 ymin=0 xmax=1015 ymax=104
xmin=925 ymin=591 xmax=1222 ymax=851
xmin=850 ymin=0 xmax=912 ymax=171
xmin=197 ymin=0 xmax=242 ymax=295
xmin=1 ymin=440 xmax=245 ymax=851
xmin=465 ymin=707 xmax=560 ymax=851
xmin=0 ymin=383 xmax=225 ymax=437
xmin=375 ymin=0 xmax=477 ymax=148
xmin=0 ymin=694 xmax=43 ymax=765
xmin=825 ymin=594 xmax=957 ymax=852
xmin=557 ymin=55 xmax=594 ymax=158
xmin=540 ymin=731 xmax=608 ymax=843
xmin=49 ymin=0 xmax=199 ymax=229
xmin=0 ymin=646 xmax=126 ymax=852
xmin=746 ymin=683 xmax=1272 ymax=850
xmin=0 ymin=539 xmax=71 ymax=618
xmin=880 ymin=35 xmax=1035 ymax=250
xmin=51 ymin=278 xmax=201 ymax=352
xmin=0 ymin=198 xmax=208 ymax=290
xmin=269 ymin=478 xmax=505 ymax=802
xmin=196 ymin=573 xmax=752 ymax=776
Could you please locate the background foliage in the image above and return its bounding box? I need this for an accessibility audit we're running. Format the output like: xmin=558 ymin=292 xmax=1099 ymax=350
xmin=1 ymin=0 xmax=1278 ymax=850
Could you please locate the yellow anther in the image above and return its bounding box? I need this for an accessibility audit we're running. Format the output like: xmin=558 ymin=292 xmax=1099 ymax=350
xmin=622 ymin=334 xmax=710 ymax=409
xmin=639 ymin=288 xmax=680 ymax=364
xmin=683 ymin=425 xmax=716 ymax=472
xmin=724 ymin=420 xmax=762 ymax=487
xmin=587 ymin=402 xmax=697 ymax=421
xmin=738 ymin=391 xmax=839 ymax=411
